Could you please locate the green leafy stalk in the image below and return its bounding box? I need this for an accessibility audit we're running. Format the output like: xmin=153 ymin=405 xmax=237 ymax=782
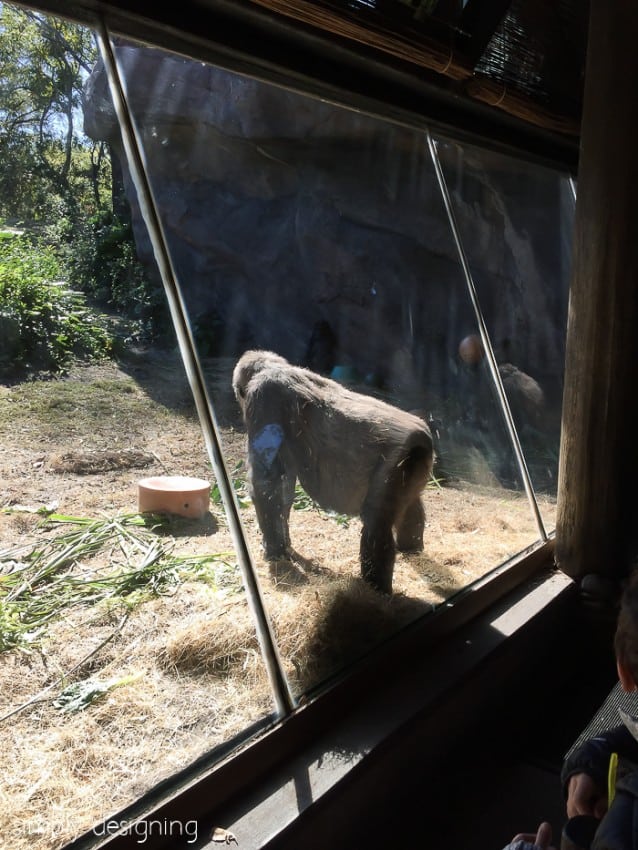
xmin=53 ymin=673 xmax=141 ymax=713
xmin=0 ymin=512 xmax=239 ymax=653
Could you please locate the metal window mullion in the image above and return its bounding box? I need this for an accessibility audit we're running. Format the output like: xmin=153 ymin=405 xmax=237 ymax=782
xmin=569 ymin=176 xmax=577 ymax=204
xmin=427 ymin=131 xmax=547 ymax=543
xmin=95 ymin=22 xmax=295 ymax=716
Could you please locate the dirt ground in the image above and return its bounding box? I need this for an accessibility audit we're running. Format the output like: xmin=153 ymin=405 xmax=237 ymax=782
xmin=0 ymin=348 xmax=557 ymax=850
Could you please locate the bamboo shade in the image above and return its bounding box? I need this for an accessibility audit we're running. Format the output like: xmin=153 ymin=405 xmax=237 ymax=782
xmin=244 ymin=0 xmax=587 ymax=136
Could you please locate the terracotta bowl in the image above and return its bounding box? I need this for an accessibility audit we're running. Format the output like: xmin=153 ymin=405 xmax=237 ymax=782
xmin=137 ymin=475 xmax=211 ymax=519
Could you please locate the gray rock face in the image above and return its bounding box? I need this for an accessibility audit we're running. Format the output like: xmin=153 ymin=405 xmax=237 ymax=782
xmin=82 ymin=43 xmax=572 ymax=411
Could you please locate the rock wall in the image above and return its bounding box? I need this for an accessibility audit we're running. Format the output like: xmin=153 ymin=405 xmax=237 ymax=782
xmin=82 ymin=44 xmax=572 ymax=407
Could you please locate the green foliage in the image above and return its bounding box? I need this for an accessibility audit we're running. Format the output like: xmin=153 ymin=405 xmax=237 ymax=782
xmin=0 ymin=6 xmax=167 ymax=341
xmin=0 ymin=136 xmax=51 ymax=223
xmin=427 ymin=473 xmax=445 ymax=490
xmin=66 ymin=210 xmax=168 ymax=342
xmin=0 ymin=511 xmax=239 ymax=653
xmin=0 ymin=5 xmax=101 ymax=225
xmin=0 ymin=230 xmax=112 ymax=377
xmin=52 ymin=674 xmax=139 ymax=713
xmin=211 ymin=461 xmax=252 ymax=510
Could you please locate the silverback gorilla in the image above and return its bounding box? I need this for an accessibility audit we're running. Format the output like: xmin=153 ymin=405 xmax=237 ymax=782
xmin=232 ymin=350 xmax=434 ymax=594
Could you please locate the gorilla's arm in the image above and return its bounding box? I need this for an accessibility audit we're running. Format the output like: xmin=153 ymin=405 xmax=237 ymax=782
xmin=243 ymin=385 xmax=296 ymax=559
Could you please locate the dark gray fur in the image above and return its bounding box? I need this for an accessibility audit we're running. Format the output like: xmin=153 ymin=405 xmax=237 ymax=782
xmin=232 ymin=350 xmax=433 ymax=593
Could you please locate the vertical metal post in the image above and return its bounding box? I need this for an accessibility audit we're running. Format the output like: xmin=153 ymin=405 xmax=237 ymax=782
xmin=95 ymin=22 xmax=295 ymax=715
xmin=427 ymin=131 xmax=547 ymax=542
xmin=569 ymin=176 xmax=577 ymax=204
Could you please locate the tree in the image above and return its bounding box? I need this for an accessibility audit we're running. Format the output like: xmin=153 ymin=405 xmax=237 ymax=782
xmin=0 ymin=3 xmax=108 ymax=224
xmin=0 ymin=3 xmax=165 ymax=342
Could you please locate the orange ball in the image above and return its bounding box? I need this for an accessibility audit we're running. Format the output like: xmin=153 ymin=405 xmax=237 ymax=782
xmin=458 ymin=334 xmax=484 ymax=365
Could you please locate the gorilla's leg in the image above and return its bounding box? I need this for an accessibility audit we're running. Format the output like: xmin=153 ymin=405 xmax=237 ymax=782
xmin=395 ymin=497 xmax=425 ymax=552
xmin=360 ymin=522 xmax=395 ymax=594
xmin=251 ymin=467 xmax=295 ymax=559
xmin=247 ymin=424 xmax=296 ymax=559
xmin=360 ymin=447 xmax=430 ymax=592
xmin=394 ymin=444 xmax=431 ymax=553
xmin=359 ymin=461 xmax=400 ymax=594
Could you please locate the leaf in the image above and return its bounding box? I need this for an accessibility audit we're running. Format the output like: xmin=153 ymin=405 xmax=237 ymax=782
xmin=52 ymin=674 xmax=138 ymax=713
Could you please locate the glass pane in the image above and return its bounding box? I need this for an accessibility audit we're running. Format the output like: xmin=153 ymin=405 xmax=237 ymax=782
xmin=0 ymin=7 xmax=275 ymax=849
xmin=104 ymin=37 xmax=556 ymax=697
xmin=433 ymin=136 xmax=575 ymax=531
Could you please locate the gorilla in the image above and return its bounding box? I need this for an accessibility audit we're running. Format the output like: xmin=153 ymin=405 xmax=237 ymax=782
xmin=498 ymin=363 xmax=546 ymax=430
xmin=232 ymin=350 xmax=434 ymax=594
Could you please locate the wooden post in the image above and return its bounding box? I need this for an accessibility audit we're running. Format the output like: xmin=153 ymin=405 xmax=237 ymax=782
xmin=555 ymin=1 xmax=638 ymax=580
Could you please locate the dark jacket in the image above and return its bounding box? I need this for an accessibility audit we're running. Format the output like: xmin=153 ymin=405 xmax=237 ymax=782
xmin=560 ymin=714 xmax=638 ymax=850
xmin=501 ymin=718 xmax=638 ymax=850
xmin=590 ymin=768 xmax=638 ymax=850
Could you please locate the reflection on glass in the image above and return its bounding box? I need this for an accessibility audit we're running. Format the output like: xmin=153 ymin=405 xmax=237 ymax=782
xmin=0 ymin=1 xmax=575 ymax=842
xmin=0 ymin=8 xmax=276 ymax=849
xmin=433 ymin=136 xmax=574 ymax=530
xmin=100 ymin=38 xmax=565 ymax=697
xmin=349 ymin=0 xmax=465 ymax=25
